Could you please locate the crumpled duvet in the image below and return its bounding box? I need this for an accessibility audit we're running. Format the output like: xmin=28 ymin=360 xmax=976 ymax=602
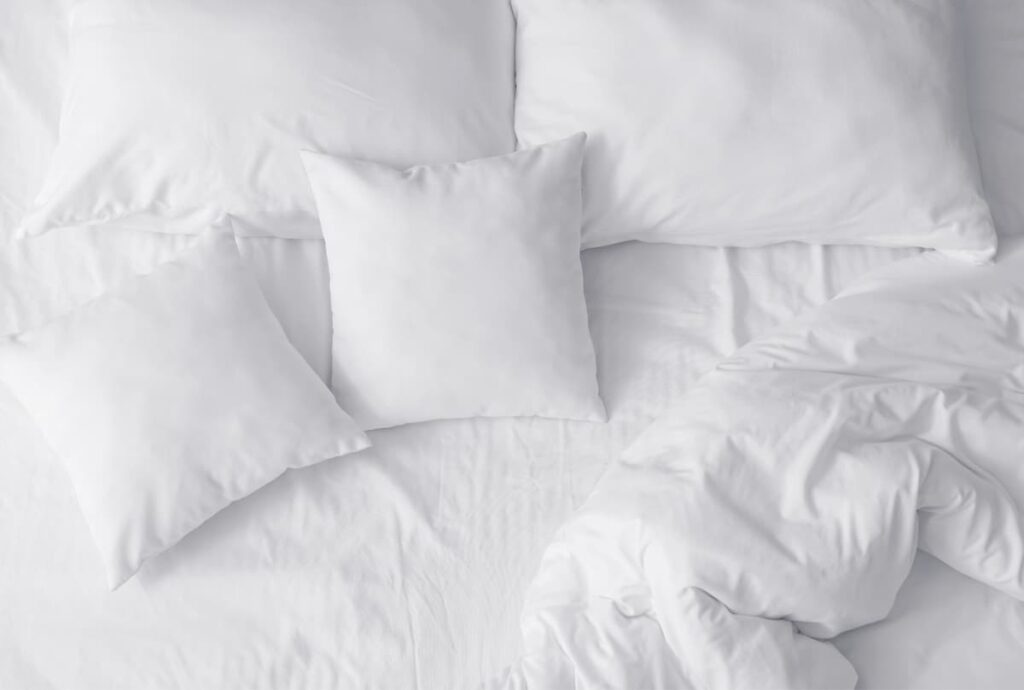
xmin=500 ymin=241 xmax=1024 ymax=690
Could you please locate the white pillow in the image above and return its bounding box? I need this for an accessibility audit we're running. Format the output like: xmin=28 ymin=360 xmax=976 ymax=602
xmin=18 ymin=0 xmax=514 ymax=239
xmin=0 ymin=231 xmax=369 ymax=589
xmin=964 ymin=0 xmax=1024 ymax=238
xmin=512 ymin=0 xmax=997 ymax=262
xmin=300 ymin=134 xmax=606 ymax=429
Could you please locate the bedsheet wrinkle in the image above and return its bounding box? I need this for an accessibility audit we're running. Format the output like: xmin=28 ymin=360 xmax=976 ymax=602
xmin=502 ymin=240 xmax=1024 ymax=690
xmin=0 ymin=227 xmax=920 ymax=689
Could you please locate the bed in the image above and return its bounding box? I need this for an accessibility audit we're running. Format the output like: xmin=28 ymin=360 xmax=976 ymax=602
xmin=2 ymin=1 xmax=1023 ymax=689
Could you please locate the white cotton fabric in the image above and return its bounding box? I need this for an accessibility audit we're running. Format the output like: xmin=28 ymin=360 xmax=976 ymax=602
xmin=301 ymin=134 xmax=605 ymax=429
xmin=512 ymin=0 xmax=997 ymax=261
xmin=965 ymin=0 xmax=1024 ymax=238
xmin=0 ymin=0 xmax=70 ymax=240
xmin=3 ymin=226 xmax=948 ymax=689
xmin=503 ymin=239 xmax=1024 ymax=689
xmin=5 ymin=230 xmax=1024 ymax=690
xmin=0 ymin=231 xmax=369 ymax=589
xmin=2 ymin=2 xmax=1024 ymax=688
xmin=16 ymin=0 xmax=515 ymax=239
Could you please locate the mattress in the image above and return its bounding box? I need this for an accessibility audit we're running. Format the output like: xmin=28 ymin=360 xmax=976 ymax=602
xmin=2 ymin=1 xmax=1023 ymax=688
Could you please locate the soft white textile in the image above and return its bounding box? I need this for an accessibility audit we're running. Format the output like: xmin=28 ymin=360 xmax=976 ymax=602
xmin=2 ymin=1 xmax=1024 ymax=687
xmin=512 ymin=0 xmax=996 ymax=261
xmin=0 ymin=229 xmax=932 ymax=689
xmin=0 ymin=231 xmax=368 ymax=588
xmin=17 ymin=0 xmax=515 ymax=239
xmin=837 ymin=553 xmax=1024 ymax=689
xmin=0 ymin=0 xmax=70 ymax=239
xmin=966 ymin=0 xmax=1024 ymax=238
xmin=301 ymin=135 xmax=604 ymax=429
xmin=504 ymin=240 xmax=1024 ymax=689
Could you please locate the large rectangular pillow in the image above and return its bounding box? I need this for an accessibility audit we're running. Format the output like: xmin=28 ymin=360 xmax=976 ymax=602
xmin=965 ymin=0 xmax=1024 ymax=238
xmin=18 ymin=0 xmax=515 ymax=239
xmin=512 ymin=0 xmax=997 ymax=262
xmin=0 ymin=230 xmax=369 ymax=588
xmin=301 ymin=134 xmax=606 ymax=429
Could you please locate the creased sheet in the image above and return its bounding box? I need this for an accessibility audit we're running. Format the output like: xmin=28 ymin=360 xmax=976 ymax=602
xmin=503 ymin=240 xmax=1024 ymax=689
xmin=0 ymin=229 xmax=917 ymax=690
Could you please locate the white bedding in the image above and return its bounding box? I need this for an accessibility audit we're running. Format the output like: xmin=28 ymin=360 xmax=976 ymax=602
xmin=503 ymin=240 xmax=1024 ymax=688
xmin=3 ymin=1 xmax=1024 ymax=688
xmin=5 ymin=234 xmax=1023 ymax=690
xmin=4 ymin=220 xmax=1024 ymax=688
xmin=0 ymin=228 xmax=920 ymax=689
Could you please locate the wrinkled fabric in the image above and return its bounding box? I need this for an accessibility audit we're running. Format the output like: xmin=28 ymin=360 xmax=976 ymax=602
xmin=0 ymin=227 xmax=921 ymax=690
xmin=3 ymin=1 xmax=1024 ymax=687
xmin=505 ymin=240 xmax=1024 ymax=689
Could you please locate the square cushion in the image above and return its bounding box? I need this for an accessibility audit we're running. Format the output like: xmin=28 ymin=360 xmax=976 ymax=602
xmin=18 ymin=0 xmax=515 ymax=239
xmin=512 ymin=0 xmax=997 ymax=262
xmin=301 ymin=134 xmax=606 ymax=429
xmin=0 ymin=231 xmax=369 ymax=588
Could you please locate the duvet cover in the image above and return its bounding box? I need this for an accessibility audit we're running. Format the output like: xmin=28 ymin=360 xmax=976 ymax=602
xmin=503 ymin=240 xmax=1024 ymax=689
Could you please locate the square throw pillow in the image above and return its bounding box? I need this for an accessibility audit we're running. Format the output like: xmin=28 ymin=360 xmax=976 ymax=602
xmin=300 ymin=133 xmax=606 ymax=429
xmin=18 ymin=0 xmax=514 ymax=239
xmin=0 ymin=231 xmax=369 ymax=589
xmin=512 ymin=0 xmax=997 ymax=262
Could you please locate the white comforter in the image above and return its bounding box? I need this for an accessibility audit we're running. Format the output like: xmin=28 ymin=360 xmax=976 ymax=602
xmin=503 ymin=241 xmax=1024 ymax=689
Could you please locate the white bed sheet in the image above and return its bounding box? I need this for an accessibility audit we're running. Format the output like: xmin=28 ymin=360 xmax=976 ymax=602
xmin=0 ymin=230 xmax=922 ymax=690
xmin=2 ymin=1 xmax=1024 ymax=688
xmin=7 ymin=232 xmax=1024 ymax=690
